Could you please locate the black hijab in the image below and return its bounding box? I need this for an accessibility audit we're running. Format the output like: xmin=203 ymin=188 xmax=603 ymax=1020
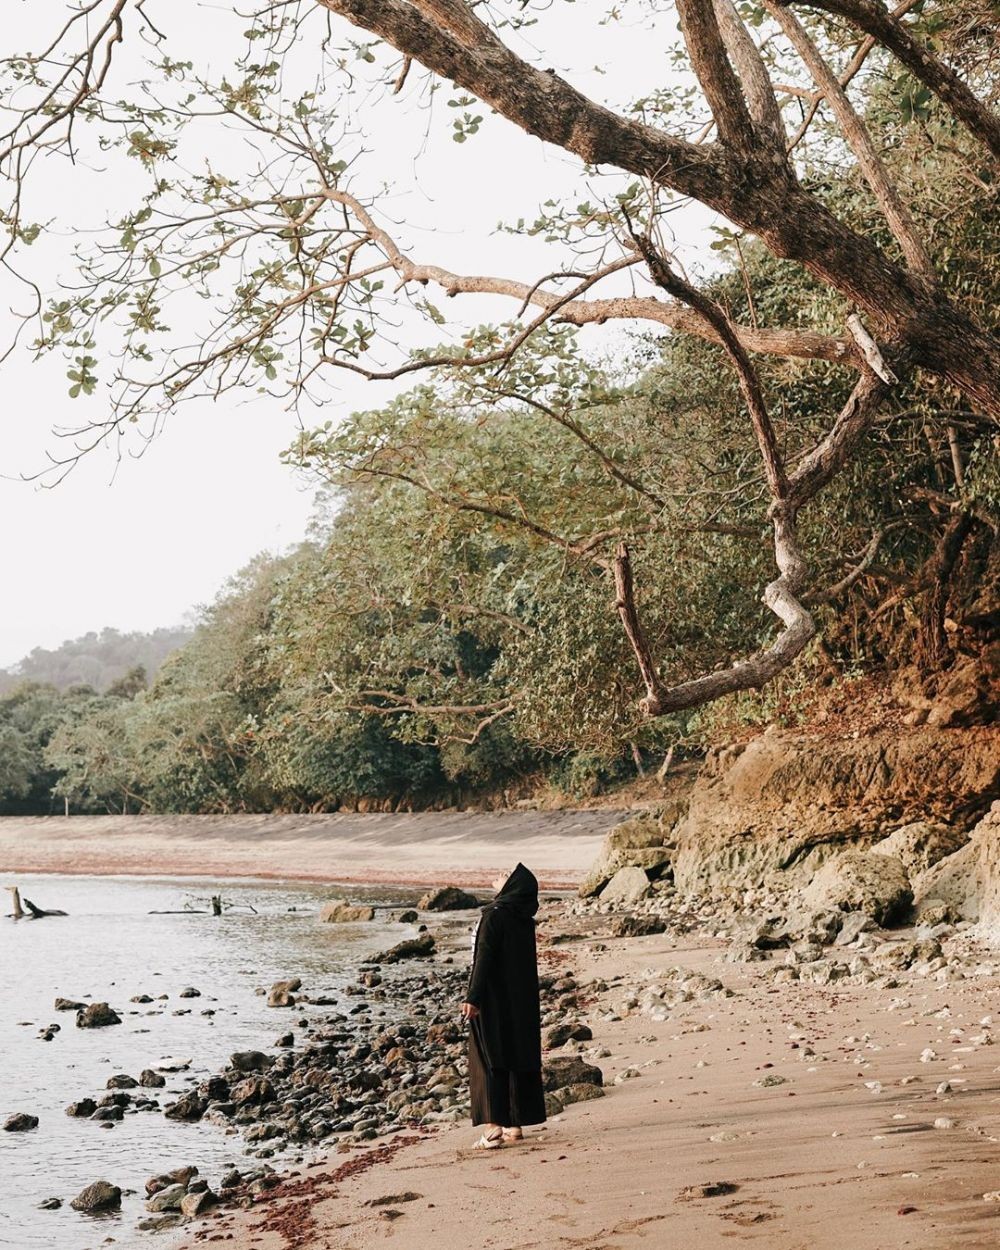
xmin=491 ymin=862 xmax=539 ymax=920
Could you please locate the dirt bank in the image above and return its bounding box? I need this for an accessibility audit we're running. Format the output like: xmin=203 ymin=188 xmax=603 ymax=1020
xmin=0 ymin=811 xmax=622 ymax=889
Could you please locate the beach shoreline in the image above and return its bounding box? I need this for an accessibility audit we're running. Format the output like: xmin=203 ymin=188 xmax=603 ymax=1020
xmin=0 ymin=810 xmax=621 ymax=890
xmin=175 ymin=897 xmax=1000 ymax=1250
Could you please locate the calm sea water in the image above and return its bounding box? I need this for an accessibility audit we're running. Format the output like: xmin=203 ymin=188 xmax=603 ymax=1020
xmin=0 ymin=874 xmax=430 ymax=1250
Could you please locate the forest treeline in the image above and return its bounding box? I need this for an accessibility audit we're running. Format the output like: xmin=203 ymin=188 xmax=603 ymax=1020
xmin=3 ymin=60 xmax=999 ymax=816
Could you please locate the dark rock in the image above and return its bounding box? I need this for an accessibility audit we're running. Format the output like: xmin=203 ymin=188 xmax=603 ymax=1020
xmin=275 ymin=1032 xmax=295 ymax=1048
xmin=267 ymin=978 xmax=301 ymax=1008
xmin=65 ymin=1098 xmax=97 ymax=1117
xmin=107 ymin=1074 xmax=137 ymax=1089
xmin=54 ymin=997 xmax=86 ymax=1011
xmin=542 ymin=1056 xmax=603 ymax=1092
xmin=38 ymin=1197 xmax=62 ymax=1210
xmin=417 ymin=886 xmax=480 ymax=911
xmin=231 ymin=1076 xmax=276 ymax=1106
xmin=545 ymin=1022 xmax=594 ymax=1049
xmin=559 ymin=1082 xmax=606 ymax=1105
xmin=610 ymin=915 xmax=667 ymax=938
xmin=76 ymin=1002 xmax=121 ymax=1029
xmin=90 ymin=1105 xmax=124 ymax=1122
xmin=3 ymin=1112 xmax=39 ymax=1132
xmin=376 ymin=934 xmax=436 ymax=964
xmin=139 ymin=1069 xmax=166 ymax=1088
xmin=179 ymin=987 xmax=201 ymax=998
xmin=199 ymin=1075 xmax=231 ymax=1102
xmin=146 ymin=1183 xmax=186 ymax=1213
xmin=230 ymin=1050 xmax=273 ymax=1073
xmin=396 ymin=910 xmax=419 ymax=923
xmin=146 ymin=1166 xmax=198 ymax=1197
xmin=70 ymin=1180 xmax=122 ymax=1213
xmin=163 ymin=1092 xmax=207 ymax=1122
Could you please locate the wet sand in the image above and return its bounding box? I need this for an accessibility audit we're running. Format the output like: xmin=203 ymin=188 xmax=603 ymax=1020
xmin=0 ymin=811 xmax=621 ymax=889
xmin=184 ymin=920 xmax=1000 ymax=1250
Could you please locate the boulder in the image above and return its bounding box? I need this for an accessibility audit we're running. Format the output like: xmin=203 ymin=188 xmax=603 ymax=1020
xmin=871 ymin=821 xmax=969 ymax=877
xmin=163 ymin=1092 xmax=207 ymax=1122
xmin=54 ymin=997 xmax=85 ymax=1011
xmin=146 ymin=1183 xmax=186 ymax=1213
xmin=599 ymin=866 xmax=652 ymax=906
xmin=578 ymin=814 xmax=675 ymax=898
xmin=139 ymin=1069 xmax=166 ymax=1088
xmin=3 ymin=1112 xmax=38 ymax=1132
xmin=230 ymin=1050 xmax=272 ymax=1073
xmin=559 ymin=1082 xmax=606 ymax=1105
xmin=106 ymin=1074 xmax=137 ymax=1090
xmin=375 ymin=934 xmax=436 ymax=964
xmin=146 ymin=1167 xmax=198 ymax=1197
xmin=542 ymin=1056 xmax=603 ymax=1092
xmin=396 ymin=909 xmax=419 ymax=923
xmin=70 ymin=1181 xmax=121 ymax=1213
xmin=65 ymin=1098 xmax=97 ymax=1118
xmin=610 ymin=914 xmax=667 ymax=938
xmin=180 ymin=1189 xmax=216 ymax=1218
xmin=833 ymin=911 xmax=876 ymax=946
xmin=975 ymin=803 xmax=1000 ymax=942
xmin=417 ymin=886 xmax=480 ymax=911
xmin=231 ymin=1076 xmax=276 ymax=1106
xmin=319 ymin=899 xmax=376 ymax=923
xmin=802 ymin=851 xmax=912 ymax=926
xmin=267 ymin=978 xmax=301 ymax=1008
xmin=76 ymin=1002 xmax=121 ymax=1028
xmin=545 ymin=1022 xmax=593 ymax=1049
xmin=913 ymin=840 xmax=982 ymax=923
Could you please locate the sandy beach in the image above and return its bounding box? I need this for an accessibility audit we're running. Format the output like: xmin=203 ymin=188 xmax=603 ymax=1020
xmin=180 ymin=908 xmax=1000 ymax=1250
xmin=0 ymin=811 xmax=621 ymax=889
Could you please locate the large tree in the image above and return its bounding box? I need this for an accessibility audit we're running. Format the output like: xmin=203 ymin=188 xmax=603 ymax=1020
xmin=2 ymin=1 xmax=997 ymax=725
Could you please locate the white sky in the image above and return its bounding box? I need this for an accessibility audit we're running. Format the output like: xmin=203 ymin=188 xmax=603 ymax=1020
xmin=0 ymin=2 xmax=718 ymax=668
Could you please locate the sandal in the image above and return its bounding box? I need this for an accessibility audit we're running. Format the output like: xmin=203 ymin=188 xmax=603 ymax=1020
xmin=502 ymin=1127 xmax=523 ymax=1142
xmin=473 ymin=1127 xmax=504 ymax=1150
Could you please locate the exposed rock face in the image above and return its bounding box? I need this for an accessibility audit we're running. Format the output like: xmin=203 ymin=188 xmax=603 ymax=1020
xmin=578 ymin=808 xmax=680 ymax=898
xmin=417 ymin=886 xmax=480 ymax=911
xmin=975 ymin=804 xmax=1000 ymax=941
xmin=670 ymin=727 xmax=999 ymax=894
xmin=600 ymin=866 xmax=653 ymax=905
xmin=802 ymin=851 xmax=912 ymax=926
xmin=870 ymin=821 xmax=969 ymax=877
xmin=319 ymin=899 xmax=376 ymax=923
xmin=913 ymin=842 xmax=982 ymax=921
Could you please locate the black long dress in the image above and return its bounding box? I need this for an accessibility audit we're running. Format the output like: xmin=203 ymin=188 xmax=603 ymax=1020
xmin=466 ymin=863 xmax=547 ymax=1128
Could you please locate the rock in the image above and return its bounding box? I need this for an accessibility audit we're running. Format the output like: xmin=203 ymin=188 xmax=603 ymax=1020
xmin=76 ymin=1002 xmax=121 ymax=1028
xmin=871 ymin=822 xmax=969 ymax=877
xmin=599 ymin=866 xmax=652 ymax=906
xmin=802 ymin=851 xmax=912 ymax=926
xmin=70 ymin=1181 xmax=121 ymax=1213
xmin=320 ymin=899 xmax=376 ymax=923
xmin=834 ymin=912 xmax=876 ymax=946
xmin=925 ymin=657 xmax=997 ymax=728
xmin=230 ymin=1050 xmax=273 ymax=1073
xmin=267 ymin=978 xmax=302 ymax=1008
xmin=65 ymin=1098 xmax=97 ymax=1117
xmin=38 ymin=1198 xmax=62 ymax=1210
xmin=678 ymin=1181 xmax=739 ymax=1200
xmin=106 ymin=1074 xmax=137 ymax=1089
xmin=139 ymin=1069 xmax=166 ymax=1088
xmin=179 ymin=987 xmax=201 ymax=998
xmin=180 ymin=1189 xmax=216 ymax=1218
xmin=973 ymin=804 xmax=1000 ymax=941
xmin=376 ymin=934 xmax=436 ymax=964
xmin=3 ymin=1112 xmax=38 ymax=1132
xmin=54 ymin=997 xmax=85 ymax=1011
xmin=542 ymin=1057 xmax=603 ymax=1091
xmin=397 ymin=909 xmax=419 ymax=923
xmin=231 ymin=1076 xmax=276 ymax=1106
xmin=199 ymin=1075 xmax=230 ymax=1101
xmin=559 ymin=1082 xmax=605 ymax=1105
xmin=545 ymin=1022 xmax=593 ymax=1048
xmin=579 ymin=814 xmax=675 ymax=898
xmin=163 ymin=1092 xmax=207 ymax=1122
xmin=610 ymin=914 xmax=667 ymax=938
xmin=146 ymin=1167 xmax=198 ymax=1197
xmin=146 ymin=1183 xmax=186 ymax=1213
xmin=416 ymin=887 xmax=480 ymax=911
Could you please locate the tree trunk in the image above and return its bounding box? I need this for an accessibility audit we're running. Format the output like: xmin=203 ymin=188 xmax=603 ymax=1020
xmin=917 ymin=510 xmax=974 ymax=670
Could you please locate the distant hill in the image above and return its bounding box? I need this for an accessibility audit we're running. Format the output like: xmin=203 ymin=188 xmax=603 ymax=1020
xmin=0 ymin=626 xmax=192 ymax=694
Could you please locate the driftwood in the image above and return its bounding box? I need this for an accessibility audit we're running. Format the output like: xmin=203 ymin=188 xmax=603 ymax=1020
xmin=5 ymin=886 xmax=67 ymax=919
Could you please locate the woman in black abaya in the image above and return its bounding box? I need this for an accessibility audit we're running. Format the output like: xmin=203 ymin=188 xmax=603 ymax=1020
xmin=462 ymin=862 xmax=546 ymax=1149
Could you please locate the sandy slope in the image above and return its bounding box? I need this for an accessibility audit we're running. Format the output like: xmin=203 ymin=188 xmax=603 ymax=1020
xmin=183 ymin=920 xmax=1000 ymax=1250
xmin=0 ymin=811 xmax=621 ymax=888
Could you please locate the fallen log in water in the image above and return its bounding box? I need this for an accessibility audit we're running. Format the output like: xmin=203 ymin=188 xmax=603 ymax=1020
xmin=5 ymin=886 xmax=67 ymax=918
